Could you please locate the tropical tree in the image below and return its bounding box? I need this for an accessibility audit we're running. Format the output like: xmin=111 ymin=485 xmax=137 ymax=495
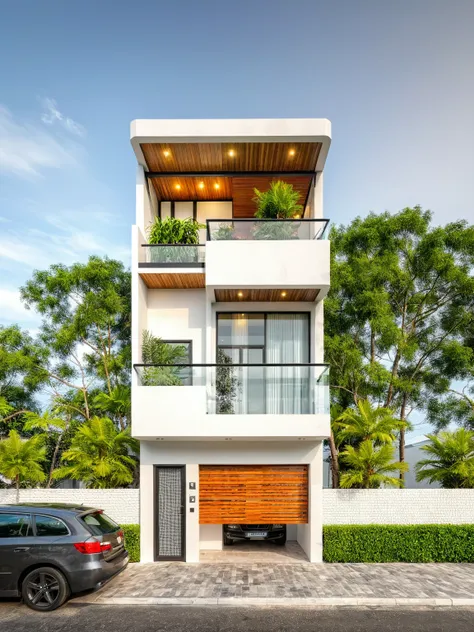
xmin=326 ymin=207 xmax=474 ymax=484
xmin=20 ymin=256 xmax=131 ymax=424
xmin=339 ymin=440 xmax=409 ymax=489
xmin=416 ymin=429 xmax=474 ymax=488
xmin=334 ymin=400 xmax=406 ymax=445
xmin=140 ymin=330 xmax=188 ymax=386
xmin=0 ymin=430 xmax=47 ymax=500
xmin=22 ymin=410 xmax=67 ymax=488
xmin=53 ymin=417 xmax=139 ymax=488
xmin=94 ymin=385 xmax=131 ymax=431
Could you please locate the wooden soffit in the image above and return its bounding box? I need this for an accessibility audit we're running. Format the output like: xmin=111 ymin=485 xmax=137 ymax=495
xmin=141 ymin=142 xmax=321 ymax=173
xmin=214 ymin=288 xmax=319 ymax=302
xmin=139 ymin=272 xmax=205 ymax=289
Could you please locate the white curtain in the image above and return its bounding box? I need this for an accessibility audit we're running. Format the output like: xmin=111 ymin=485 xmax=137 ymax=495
xmin=265 ymin=314 xmax=309 ymax=413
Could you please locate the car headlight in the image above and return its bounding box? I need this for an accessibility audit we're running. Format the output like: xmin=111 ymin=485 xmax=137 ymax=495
xmin=272 ymin=524 xmax=284 ymax=529
xmin=227 ymin=525 xmax=239 ymax=529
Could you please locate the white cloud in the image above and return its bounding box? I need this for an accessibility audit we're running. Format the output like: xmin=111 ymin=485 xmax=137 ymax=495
xmin=0 ymin=105 xmax=80 ymax=178
xmin=0 ymin=217 xmax=10 ymax=223
xmin=0 ymin=288 xmax=37 ymax=323
xmin=40 ymin=98 xmax=85 ymax=137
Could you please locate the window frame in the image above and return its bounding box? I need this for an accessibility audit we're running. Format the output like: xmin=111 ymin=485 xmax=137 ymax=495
xmin=32 ymin=513 xmax=71 ymax=537
xmin=0 ymin=511 xmax=33 ymax=538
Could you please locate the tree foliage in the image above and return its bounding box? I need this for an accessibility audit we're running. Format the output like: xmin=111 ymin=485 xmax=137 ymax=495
xmin=339 ymin=440 xmax=409 ymax=489
xmin=416 ymin=429 xmax=474 ymax=488
xmin=0 ymin=430 xmax=47 ymax=497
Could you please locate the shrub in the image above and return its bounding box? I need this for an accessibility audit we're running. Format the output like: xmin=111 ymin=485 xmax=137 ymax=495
xmin=323 ymin=524 xmax=474 ymax=563
xmin=121 ymin=524 xmax=140 ymax=562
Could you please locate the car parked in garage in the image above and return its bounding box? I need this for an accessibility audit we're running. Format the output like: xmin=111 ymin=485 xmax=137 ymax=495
xmin=0 ymin=503 xmax=128 ymax=611
xmin=224 ymin=524 xmax=286 ymax=545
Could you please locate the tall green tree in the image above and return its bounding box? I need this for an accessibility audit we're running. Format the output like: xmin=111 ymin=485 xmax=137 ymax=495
xmin=326 ymin=207 xmax=474 ymax=484
xmin=416 ymin=429 xmax=474 ymax=488
xmin=0 ymin=430 xmax=47 ymax=500
xmin=53 ymin=417 xmax=139 ymax=488
xmin=20 ymin=256 xmax=131 ymax=425
xmin=339 ymin=441 xmax=409 ymax=489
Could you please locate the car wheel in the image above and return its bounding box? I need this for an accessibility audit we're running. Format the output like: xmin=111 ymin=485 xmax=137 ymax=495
xmin=224 ymin=535 xmax=234 ymax=546
xmin=22 ymin=567 xmax=69 ymax=612
xmin=275 ymin=536 xmax=287 ymax=546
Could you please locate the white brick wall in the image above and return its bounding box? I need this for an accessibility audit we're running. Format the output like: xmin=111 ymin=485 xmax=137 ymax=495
xmin=323 ymin=489 xmax=474 ymax=524
xmin=0 ymin=489 xmax=139 ymax=524
xmin=1 ymin=488 xmax=473 ymax=526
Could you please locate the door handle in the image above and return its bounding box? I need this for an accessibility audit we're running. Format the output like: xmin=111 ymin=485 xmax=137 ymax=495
xmin=14 ymin=547 xmax=30 ymax=552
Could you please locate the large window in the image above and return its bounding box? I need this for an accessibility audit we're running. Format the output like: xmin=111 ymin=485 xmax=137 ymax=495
xmin=216 ymin=313 xmax=310 ymax=414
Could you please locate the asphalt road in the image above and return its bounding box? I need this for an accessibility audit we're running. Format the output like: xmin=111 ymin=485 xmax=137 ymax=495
xmin=1 ymin=603 xmax=474 ymax=631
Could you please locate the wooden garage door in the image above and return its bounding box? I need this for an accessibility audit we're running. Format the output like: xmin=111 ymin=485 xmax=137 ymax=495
xmin=199 ymin=465 xmax=308 ymax=524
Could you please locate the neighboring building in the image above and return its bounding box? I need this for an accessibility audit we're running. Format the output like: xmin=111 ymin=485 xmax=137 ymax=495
xmin=130 ymin=119 xmax=331 ymax=562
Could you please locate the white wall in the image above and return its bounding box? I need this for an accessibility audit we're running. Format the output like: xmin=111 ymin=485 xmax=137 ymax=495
xmin=323 ymin=489 xmax=474 ymax=524
xmin=200 ymin=524 xmax=223 ymax=550
xmin=197 ymin=201 xmax=232 ymax=243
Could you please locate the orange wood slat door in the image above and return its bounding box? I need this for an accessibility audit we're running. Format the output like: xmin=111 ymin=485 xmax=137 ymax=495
xmin=199 ymin=465 xmax=308 ymax=524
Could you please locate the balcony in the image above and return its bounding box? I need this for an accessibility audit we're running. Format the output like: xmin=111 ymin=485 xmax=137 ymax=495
xmin=132 ymin=363 xmax=330 ymax=440
xmin=140 ymin=244 xmax=206 ymax=266
xmin=205 ymin=219 xmax=330 ymax=302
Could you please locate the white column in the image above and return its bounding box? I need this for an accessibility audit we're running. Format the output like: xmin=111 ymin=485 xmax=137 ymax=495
xmin=139 ymin=463 xmax=155 ymax=563
xmin=308 ymin=442 xmax=324 ymax=562
xmin=185 ymin=464 xmax=200 ymax=562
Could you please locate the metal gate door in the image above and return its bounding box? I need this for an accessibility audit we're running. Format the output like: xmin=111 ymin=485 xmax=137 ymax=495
xmin=155 ymin=466 xmax=185 ymax=561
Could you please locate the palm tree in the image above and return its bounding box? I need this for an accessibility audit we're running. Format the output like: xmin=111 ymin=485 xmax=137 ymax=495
xmin=339 ymin=440 xmax=409 ymax=488
xmin=333 ymin=399 xmax=406 ymax=446
xmin=0 ymin=430 xmax=47 ymax=501
xmin=416 ymin=428 xmax=474 ymax=488
xmin=94 ymin=385 xmax=131 ymax=431
xmin=23 ymin=410 xmax=66 ymax=489
xmin=141 ymin=330 xmax=189 ymax=386
xmin=53 ymin=416 xmax=139 ymax=488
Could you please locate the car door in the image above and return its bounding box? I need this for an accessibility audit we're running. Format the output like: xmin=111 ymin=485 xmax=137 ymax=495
xmin=30 ymin=513 xmax=73 ymax=565
xmin=0 ymin=512 xmax=34 ymax=595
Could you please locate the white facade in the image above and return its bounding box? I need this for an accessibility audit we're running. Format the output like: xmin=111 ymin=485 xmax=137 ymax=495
xmin=130 ymin=118 xmax=332 ymax=563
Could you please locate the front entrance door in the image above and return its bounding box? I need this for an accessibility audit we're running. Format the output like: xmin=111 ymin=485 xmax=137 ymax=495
xmin=155 ymin=466 xmax=185 ymax=561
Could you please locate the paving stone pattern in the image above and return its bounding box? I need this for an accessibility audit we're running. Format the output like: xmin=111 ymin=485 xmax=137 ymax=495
xmin=83 ymin=562 xmax=474 ymax=602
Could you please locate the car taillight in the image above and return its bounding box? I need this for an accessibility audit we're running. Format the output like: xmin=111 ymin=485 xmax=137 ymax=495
xmin=74 ymin=541 xmax=112 ymax=554
xmin=117 ymin=530 xmax=124 ymax=538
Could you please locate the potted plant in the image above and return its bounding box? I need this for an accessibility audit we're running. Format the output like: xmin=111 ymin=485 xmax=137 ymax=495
xmin=147 ymin=217 xmax=204 ymax=263
xmin=252 ymin=180 xmax=303 ymax=240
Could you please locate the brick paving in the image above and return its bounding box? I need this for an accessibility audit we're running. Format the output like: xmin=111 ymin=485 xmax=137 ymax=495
xmin=74 ymin=559 xmax=474 ymax=604
xmin=200 ymin=541 xmax=308 ymax=563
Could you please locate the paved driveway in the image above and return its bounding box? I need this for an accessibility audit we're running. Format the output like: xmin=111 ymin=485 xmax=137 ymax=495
xmin=200 ymin=541 xmax=307 ymax=563
xmin=73 ymin=562 xmax=474 ymax=606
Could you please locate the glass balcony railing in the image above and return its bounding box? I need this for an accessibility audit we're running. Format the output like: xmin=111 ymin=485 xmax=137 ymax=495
xmin=140 ymin=244 xmax=205 ymax=265
xmin=206 ymin=219 xmax=329 ymax=241
xmin=134 ymin=363 xmax=329 ymax=415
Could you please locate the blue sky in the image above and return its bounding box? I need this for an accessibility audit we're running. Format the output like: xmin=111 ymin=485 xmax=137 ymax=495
xmin=0 ymin=0 xmax=473 ymax=434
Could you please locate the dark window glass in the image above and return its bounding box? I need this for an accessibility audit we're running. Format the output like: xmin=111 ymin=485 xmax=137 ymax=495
xmin=0 ymin=513 xmax=31 ymax=538
xmin=217 ymin=313 xmax=264 ymax=346
xmin=81 ymin=512 xmax=119 ymax=535
xmin=34 ymin=515 xmax=69 ymax=536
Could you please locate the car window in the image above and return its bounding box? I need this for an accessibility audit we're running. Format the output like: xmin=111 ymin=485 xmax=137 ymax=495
xmin=0 ymin=513 xmax=32 ymax=538
xmin=34 ymin=515 xmax=69 ymax=537
xmin=81 ymin=511 xmax=119 ymax=535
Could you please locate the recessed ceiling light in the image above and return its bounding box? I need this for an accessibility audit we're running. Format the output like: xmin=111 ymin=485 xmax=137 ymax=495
xmin=237 ymin=291 xmax=243 ymax=298
xmin=198 ymin=182 xmax=205 ymax=189
xmin=214 ymin=183 xmax=220 ymax=190
xmin=228 ymin=149 xmax=235 ymax=157
xmin=163 ymin=150 xmax=171 ymax=158
xmin=289 ymin=149 xmax=296 ymax=157
xmin=281 ymin=291 xmax=287 ymax=297
xmin=175 ymin=184 xmax=181 ymax=190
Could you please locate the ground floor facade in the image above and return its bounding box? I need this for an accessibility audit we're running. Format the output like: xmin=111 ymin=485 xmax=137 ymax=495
xmin=139 ymin=440 xmax=324 ymax=563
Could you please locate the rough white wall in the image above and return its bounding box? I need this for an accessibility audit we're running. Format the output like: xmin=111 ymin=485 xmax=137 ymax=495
xmin=0 ymin=489 xmax=139 ymax=524
xmin=323 ymin=489 xmax=474 ymax=525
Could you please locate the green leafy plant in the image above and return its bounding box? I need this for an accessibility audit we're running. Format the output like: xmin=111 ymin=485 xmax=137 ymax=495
xmin=416 ymin=428 xmax=474 ymax=488
xmin=147 ymin=217 xmax=204 ymax=263
xmin=334 ymin=400 xmax=407 ymax=446
xmin=323 ymin=524 xmax=474 ymax=563
xmin=0 ymin=430 xmax=47 ymax=500
xmin=141 ymin=330 xmax=189 ymax=386
xmin=339 ymin=441 xmax=409 ymax=488
xmin=253 ymin=180 xmax=303 ymax=219
xmin=120 ymin=524 xmax=140 ymax=562
xmin=211 ymin=223 xmax=236 ymax=241
xmin=53 ymin=416 xmax=139 ymax=488
xmin=216 ymin=348 xmax=238 ymax=414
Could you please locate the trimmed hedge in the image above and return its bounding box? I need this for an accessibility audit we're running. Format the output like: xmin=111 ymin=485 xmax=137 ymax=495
xmin=121 ymin=524 xmax=140 ymax=563
xmin=323 ymin=524 xmax=474 ymax=563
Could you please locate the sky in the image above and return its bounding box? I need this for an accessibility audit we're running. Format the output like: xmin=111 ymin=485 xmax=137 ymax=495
xmin=0 ymin=0 xmax=473 ymax=435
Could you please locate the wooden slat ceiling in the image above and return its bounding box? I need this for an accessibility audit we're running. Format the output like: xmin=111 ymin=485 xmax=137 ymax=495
xmin=199 ymin=465 xmax=308 ymax=524
xmin=214 ymin=289 xmax=319 ymax=302
xmin=140 ymin=272 xmax=205 ymax=289
xmin=232 ymin=176 xmax=312 ymax=218
xmin=141 ymin=142 xmax=321 ymax=173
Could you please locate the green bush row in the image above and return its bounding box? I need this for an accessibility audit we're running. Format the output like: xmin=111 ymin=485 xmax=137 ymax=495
xmin=121 ymin=524 xmax=474 ymax=564
xmin=121 ymin=524 xmax=140 ymax=563
xmin=323 ymin=524 xmax=474 ymax=563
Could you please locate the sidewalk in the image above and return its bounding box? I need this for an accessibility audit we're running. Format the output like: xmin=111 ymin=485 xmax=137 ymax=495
xmin=73 ymin=562 xmax=474 ymax=607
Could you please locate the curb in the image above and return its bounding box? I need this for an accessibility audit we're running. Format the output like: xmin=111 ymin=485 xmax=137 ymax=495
xmin=72 ymin=596 xmax=474 ymax=607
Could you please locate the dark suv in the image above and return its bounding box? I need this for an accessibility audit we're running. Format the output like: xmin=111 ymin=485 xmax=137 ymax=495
xmin=223 ymin=524 xmax=286 ymax=546
xmin=0 ymin=503 xmax=128 ymax=611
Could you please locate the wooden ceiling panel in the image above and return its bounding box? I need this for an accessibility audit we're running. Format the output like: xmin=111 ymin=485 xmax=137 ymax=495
xmin=232 ymin=176 xmax=312 ymax=218
xmin=214 ymin=289 xmax=319 ymax=302
xmin=151 ymin=177 xmax=232 ymax=201
xmin=141 ymin=142 xmax=321 ymax=173
xmin=140 ymin=272 xmax=205 ymax=289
